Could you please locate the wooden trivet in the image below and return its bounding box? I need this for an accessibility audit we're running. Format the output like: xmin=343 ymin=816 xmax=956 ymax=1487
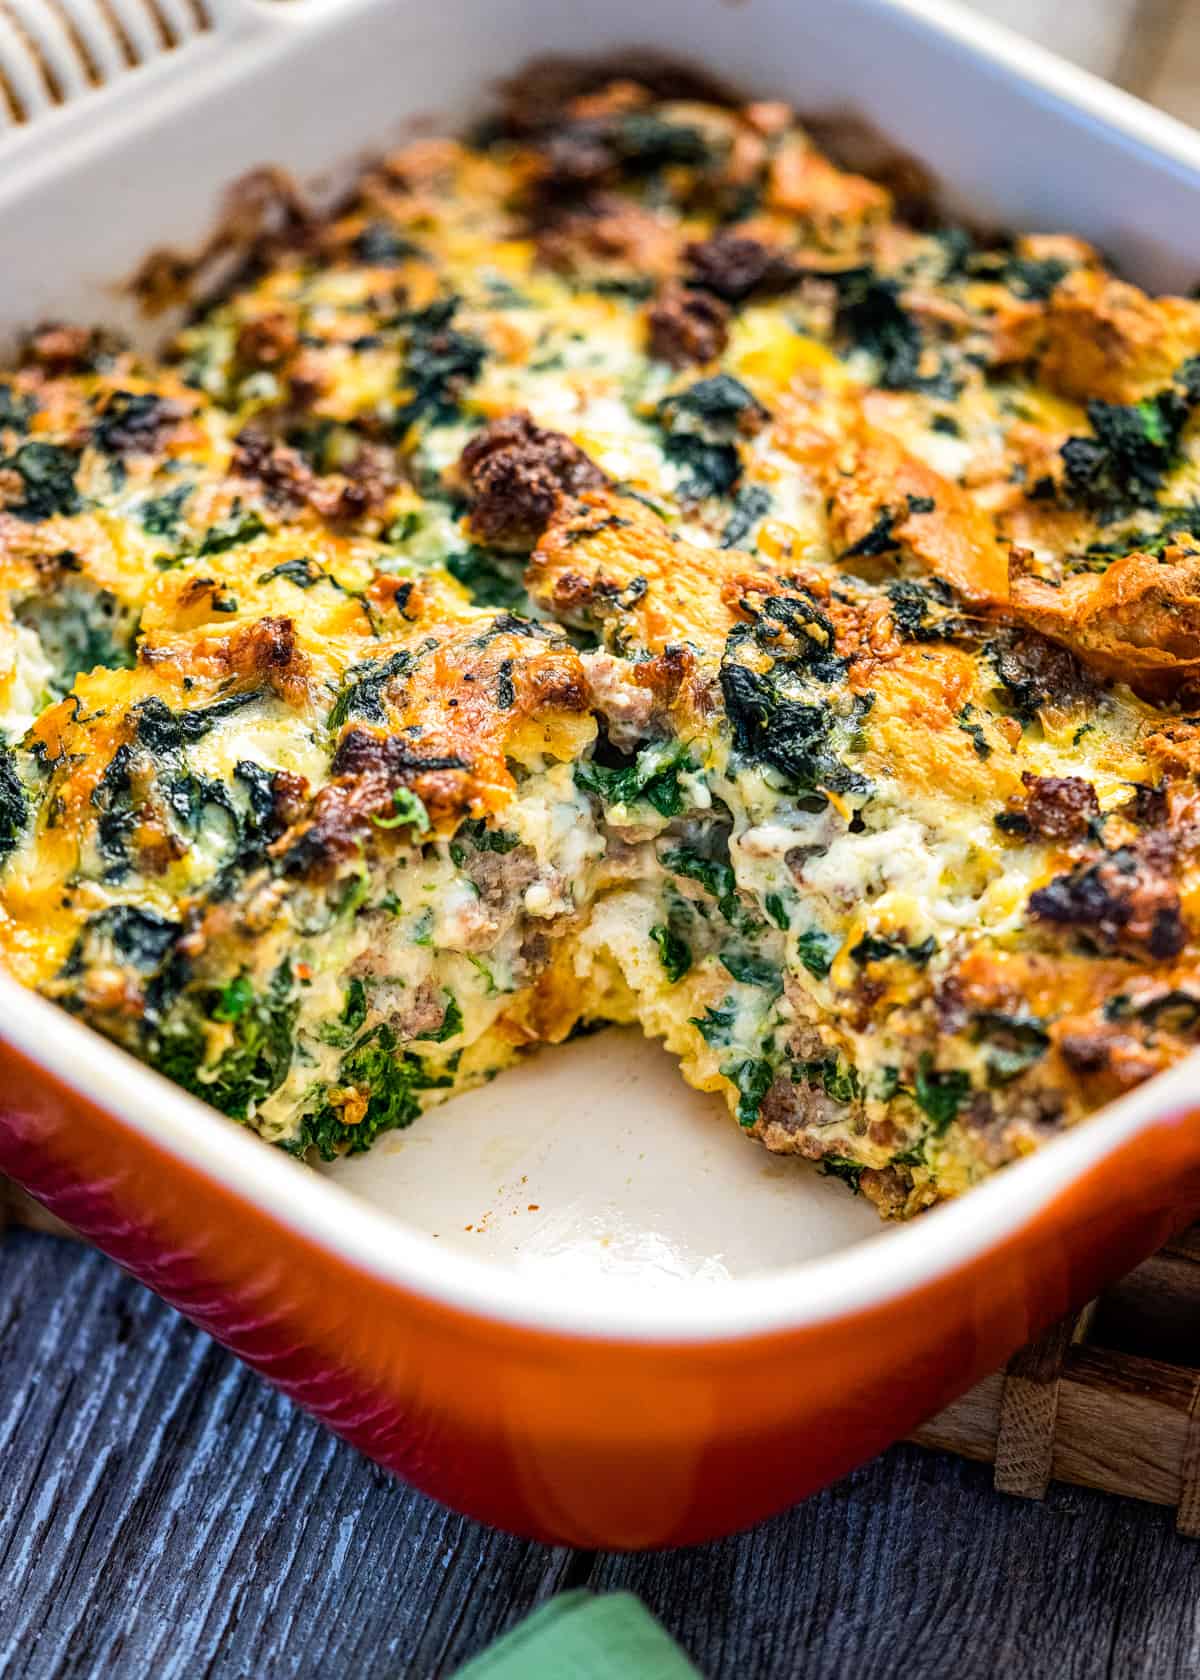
xmin=5 ymin=1180 xmax=1200 ymax=1530
xmin=2 ymin=1180 xmax=74 ymax=1239
xmin=911 ymin=1225 xmax=1200 ymax=1534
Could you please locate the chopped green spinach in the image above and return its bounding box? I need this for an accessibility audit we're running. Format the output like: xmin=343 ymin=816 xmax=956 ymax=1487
xmin=0 ymin=744 xmax=29 ymax=859
xmin=795 ymin=927 xmax=839 ymax=979
xmin=0 ymin=442 xmax=81 ymax=521
xmin=818 ymin=1154 xmax=864 ymax=1192
xmin=371 ymin=786 xmax=432 ymax=835
xmin=689 ymin=999 xmax=738 ymax=1047
xmin=913 ymin=1052 xmax=970 ymax=1134
xmin=293 ymin=1023 xmax=452 ymax=1158
xmin=722 ymin=1056 xmax=774 ymax=1128
xmin=650 ymin=922 xmax=692 ymax=984
xmin=576 ymin=741 xmax=692 ymax=818
xmin=720 ymin=948 xmax=782 ymax=992
xmin=318 ymin=977 xmax=369 ymax=1048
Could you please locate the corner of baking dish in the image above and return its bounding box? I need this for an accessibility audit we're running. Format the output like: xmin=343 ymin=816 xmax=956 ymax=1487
xmin=3 ymin=957 xmax=1199 ymax=1344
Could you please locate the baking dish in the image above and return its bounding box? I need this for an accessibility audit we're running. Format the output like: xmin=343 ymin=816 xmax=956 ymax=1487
xmin=3 ymin=0 xmax=1200 ymax=1549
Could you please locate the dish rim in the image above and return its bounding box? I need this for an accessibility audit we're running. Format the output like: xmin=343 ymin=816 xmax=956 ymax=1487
xmin=6 ymin=963 xmax=1197 ymax=1344
xmin=4 ymin=0 xmax=1200 ymax=1347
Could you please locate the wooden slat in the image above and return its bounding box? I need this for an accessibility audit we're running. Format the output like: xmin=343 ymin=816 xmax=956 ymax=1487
xmin=1111 ymin=0 xmax=1192 ymax=96
xmin=1053 ymin=1347 xmax=1200 ymax=1509
xmin=993 ymin=1309 xmax=1091 ymax=1500
xmin=1177 ymin=1384 xmax=1200 ymax=1538
xmin=2 ymin=1181 xmax=74 ymax=1238
xmin=910 ymin=1370 xmax=1005 ymax=1465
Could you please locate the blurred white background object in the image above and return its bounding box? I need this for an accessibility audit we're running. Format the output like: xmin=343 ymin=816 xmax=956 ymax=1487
xmin=966 ymin=0 xmax=1200 ymax=121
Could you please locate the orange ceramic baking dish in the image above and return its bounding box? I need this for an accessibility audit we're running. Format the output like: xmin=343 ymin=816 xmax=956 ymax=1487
xmin=3 ymin=0 xmax=1200 ymax=1548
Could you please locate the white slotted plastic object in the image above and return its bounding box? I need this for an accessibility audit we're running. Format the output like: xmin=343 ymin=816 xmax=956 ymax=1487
xmin=0 ymin=0 xmax=247 ymax=139
xmin=36 ymin=0 xmax=132 ymax=86
xmin=1 ymin=0 xmax=87 ymax=114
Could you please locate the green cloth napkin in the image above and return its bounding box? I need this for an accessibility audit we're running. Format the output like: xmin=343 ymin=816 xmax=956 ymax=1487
xmin=451 ymin=1589 xmax=703 ymax=1680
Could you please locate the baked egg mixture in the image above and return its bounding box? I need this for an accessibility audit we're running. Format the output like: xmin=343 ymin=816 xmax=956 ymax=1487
xmin=3 ymin=72 xmax=1200 ymax=1217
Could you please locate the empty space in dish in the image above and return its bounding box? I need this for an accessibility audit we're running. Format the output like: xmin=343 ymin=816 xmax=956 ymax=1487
xmin=322 ymin=1029 xmax=887 ymax=1283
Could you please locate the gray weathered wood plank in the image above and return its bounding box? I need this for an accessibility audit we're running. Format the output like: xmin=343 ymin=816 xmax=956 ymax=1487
xmin=592 ymin=1451 xmax=1200 ymax=1679
xmin=0 ymin=1233 xmax=571 ymax=1679
xmin=6 ymin=1229 xmax=1200 ymax=1679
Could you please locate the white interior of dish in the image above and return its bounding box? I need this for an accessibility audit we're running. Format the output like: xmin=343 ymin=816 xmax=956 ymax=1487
xmin=324 ymin=1030 xmax=888 ymax=1278
xmin=2 ymin=0 xmax=1200 ymax=1320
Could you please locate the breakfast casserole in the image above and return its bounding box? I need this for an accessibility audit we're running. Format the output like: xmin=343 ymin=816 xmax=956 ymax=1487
xmin=3 ymin=67 xmax=1200 ymax=1219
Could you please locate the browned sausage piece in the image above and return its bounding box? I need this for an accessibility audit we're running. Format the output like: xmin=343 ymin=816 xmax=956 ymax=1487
xmin=458 ymin=411 xmax=607 ymax=550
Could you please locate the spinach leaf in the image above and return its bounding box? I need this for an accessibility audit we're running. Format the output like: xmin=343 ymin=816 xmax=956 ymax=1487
xmin=835 ymin=276 xmax=959 ymax=398
xmin=395 ymin=297 xmax=486 ymax=432
xmin=139 ymin=485 xmax=191 ymax=537
xmin=1004 ymin=256 xmax=1068 ymax=299
xmin=353 ymin=224 xmax=423 ymax=265
xmin=134 ymin=689 xmax=263 ymax=752
xmin=154 ymin=962 xmax=298 ymax=1121
xmin=662 ymin=845 xmax=745 ymax=927
xmin=819 ymin=1154 xmax=864 ymax=1192
xmin=318 ymin=978 xmax=370 ymax=1048
xmin=795 ymin=927 xmax=839 ymax=979
xmin=721 ymin=485 xmax=772 ymax=548
xmin=71 ymin=905 xmax=181 ymax=974
xmin=614 ymin=112 xmax=711 ymax=171
xmin=457 ymin=819 xmax=520 ymax=855
xmin=91 ymin=391 xmax=174 ymax=456
xmin=720 ymin=948 xmax=781 ymax=992
xmin=659 ymin=375 xmax=767 ymax=435
xmin=371 ymin=786 xmax=431 ymax=835
xmin=914 ymin=1052 xmax=970 ymax=1133
xmin=196 ymin=506 xmax=267 ymax=556
xmin=1059 ymin=361 xmax=1200 ymax=515
xmin=719 ymin=649 xmax=868 ymax=797
xmin=293 ymin=1024 xmax=452 ymax=1158
xmin=0 ymin=744 xmax=29 ymax=859
xmin=973 ymin=1011 xmax=1049 ymax=1085
xmin=0 ymin=384 xmax=34 ymax=433
xmin=764 ymin=892 xmax=790 ymax=931
xmin=795 ymin=1055 xmax=862 ymax=1107
xmin=662 ymin=434 xmax=740 ymax=501
xmin=689 ymin=999 xmax=738 ymax=1047
xmin=328 ymin=649 xmax=413 ymax=730
xmin=445 ymin=546 xmax=530 ymax=611
xmin=576 ymin=742 xmax=692 ymax=818
xmin=0 ymin=442 xmax=81 ymax=520
xmin=886 ymin=578 xmax=970 ymax=643
xmin=656 ymin=375 xmax=768 ymax=503
xmin=850 ymin=933 xmax=937 ymax=967
xmin=257 ymin=557 xmax=324 ymax=588
xmin=722 ymin=1056 xmax=774 ymax=1128
xmin=650 ymin=922 xmax=692 ymax=984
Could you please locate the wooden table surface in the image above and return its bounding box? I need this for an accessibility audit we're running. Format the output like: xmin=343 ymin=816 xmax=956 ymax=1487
xmin=4 ymin=1229 xmax=1200 ymax=1678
